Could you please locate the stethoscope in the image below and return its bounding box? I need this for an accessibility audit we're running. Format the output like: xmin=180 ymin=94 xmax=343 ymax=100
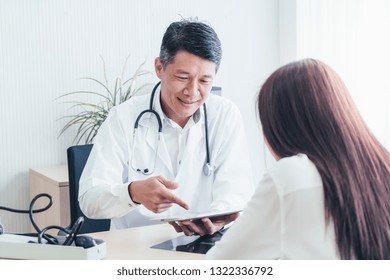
xmin=130 ymin=81 xmax=213 ymax=176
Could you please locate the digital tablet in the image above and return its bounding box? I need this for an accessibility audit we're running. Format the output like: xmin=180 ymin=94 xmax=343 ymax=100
xmin=151 ymin=209 xmax=242 ymax=222
xmin=151 ymin=227 xmax=228 ymax=254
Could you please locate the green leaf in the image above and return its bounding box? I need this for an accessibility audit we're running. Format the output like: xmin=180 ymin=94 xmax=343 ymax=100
xmin=81 ymin=77 xmax=114 ymax=101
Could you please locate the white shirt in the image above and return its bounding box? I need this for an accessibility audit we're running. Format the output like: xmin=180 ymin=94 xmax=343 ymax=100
xmin=154 ymin=93 xmax=198 ymax=177
xmin=206 ymin=154 xmax=339 ymax=259
xmin=79 ymin=87 xmax=255 ymax=229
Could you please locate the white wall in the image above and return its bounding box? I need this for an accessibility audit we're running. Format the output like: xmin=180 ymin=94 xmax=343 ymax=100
xmin=0 ymin=0 xmax=279 ymax=232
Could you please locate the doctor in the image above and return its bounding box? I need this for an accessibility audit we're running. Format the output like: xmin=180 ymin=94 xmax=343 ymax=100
xmin=79 ymin=19 xmax=254 ymax=236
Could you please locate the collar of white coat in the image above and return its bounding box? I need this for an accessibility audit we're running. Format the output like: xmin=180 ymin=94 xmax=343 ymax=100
xmin=151 ymin=84 xmax=205 ymax=130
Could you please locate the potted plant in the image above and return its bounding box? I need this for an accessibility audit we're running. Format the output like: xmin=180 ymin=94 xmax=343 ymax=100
xmin=58 ymin=56 xmax=154 ymax=144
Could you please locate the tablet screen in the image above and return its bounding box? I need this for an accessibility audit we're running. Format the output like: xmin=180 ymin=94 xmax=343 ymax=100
xmin=151 ymin=227 xmax=228 ymax=254
xmin=151 ymin=209 xmax=242 ymax=222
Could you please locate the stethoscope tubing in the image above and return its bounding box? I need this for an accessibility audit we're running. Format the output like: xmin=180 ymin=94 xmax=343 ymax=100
xmin=134 ymin=109 xmax=162 ymax=132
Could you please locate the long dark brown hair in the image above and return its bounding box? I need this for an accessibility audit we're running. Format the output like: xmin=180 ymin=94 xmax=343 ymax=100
xmin=257 ymin=58 xmax=390 ymax=259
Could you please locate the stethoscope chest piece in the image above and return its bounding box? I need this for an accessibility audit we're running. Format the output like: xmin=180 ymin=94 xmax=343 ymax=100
xmin=203 ymin=163 xmax=214 ymax=177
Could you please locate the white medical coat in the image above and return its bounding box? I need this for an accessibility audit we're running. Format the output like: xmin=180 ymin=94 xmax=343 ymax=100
xmin=79 ymin=88 xmax=254 ymax=229
xmin=206 ymin=154 xmax=339 ymax=259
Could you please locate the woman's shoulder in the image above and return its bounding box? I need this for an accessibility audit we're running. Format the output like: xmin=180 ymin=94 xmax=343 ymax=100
xmin=269 ymin=154 xmax=323 ymax=195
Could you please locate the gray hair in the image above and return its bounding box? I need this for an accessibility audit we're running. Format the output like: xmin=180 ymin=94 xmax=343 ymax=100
xmin=159 ymin=19 xmax=222 ymax=72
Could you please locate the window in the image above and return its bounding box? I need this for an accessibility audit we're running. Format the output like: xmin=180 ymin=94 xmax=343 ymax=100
xmin=282 ymin=0 xmax=390 ymax=149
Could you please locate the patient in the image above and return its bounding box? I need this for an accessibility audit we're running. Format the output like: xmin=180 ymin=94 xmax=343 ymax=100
xmin=206 ymin=58 xmax=390 ymax=259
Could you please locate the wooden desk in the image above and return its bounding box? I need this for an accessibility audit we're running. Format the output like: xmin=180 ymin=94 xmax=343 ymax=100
xmin=90 ymin=223 xmax=205 ymax=260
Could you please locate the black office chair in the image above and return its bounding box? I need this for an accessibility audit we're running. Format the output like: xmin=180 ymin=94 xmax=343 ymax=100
xmin=67 ymin=144 xmax=110 ymax=234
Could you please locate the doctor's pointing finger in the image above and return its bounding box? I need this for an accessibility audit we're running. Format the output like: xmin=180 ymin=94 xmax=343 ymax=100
xmin=128 ymin=176 xmax=189 ymax=213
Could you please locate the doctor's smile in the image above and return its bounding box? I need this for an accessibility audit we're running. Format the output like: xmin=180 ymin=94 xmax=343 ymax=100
xmin=177 ymin=98 xmax=200 ymax=106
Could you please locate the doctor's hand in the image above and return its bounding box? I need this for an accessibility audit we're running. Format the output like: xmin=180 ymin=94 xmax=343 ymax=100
xmin=128 ymin=176 xmax=189 ymax=213
xmin=169 ymin=212 xmax=240 ymax=236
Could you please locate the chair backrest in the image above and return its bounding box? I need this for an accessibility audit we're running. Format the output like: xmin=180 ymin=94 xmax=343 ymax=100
xmin=67 ymin=144 xmax=110 ymax=233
